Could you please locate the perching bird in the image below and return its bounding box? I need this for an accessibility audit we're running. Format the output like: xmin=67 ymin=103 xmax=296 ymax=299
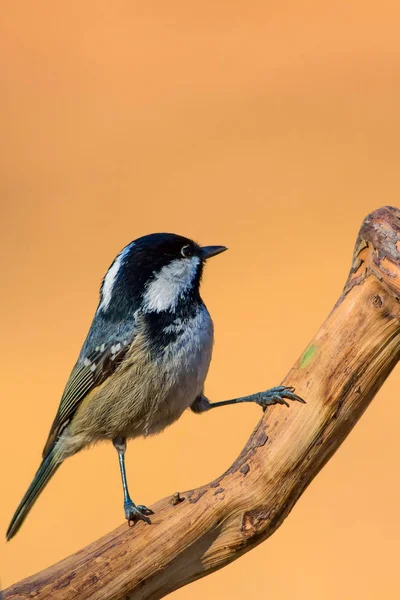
xmin=6 ymin=233 xmax=303 ymax=540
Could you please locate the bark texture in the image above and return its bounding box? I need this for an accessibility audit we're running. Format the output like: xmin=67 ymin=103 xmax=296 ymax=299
xmin=4 ymin=206 xmax=400 ymax=600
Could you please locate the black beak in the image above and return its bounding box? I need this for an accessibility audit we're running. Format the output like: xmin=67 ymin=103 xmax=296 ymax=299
xmin=200 ymin=245 xmax=228 ymax=260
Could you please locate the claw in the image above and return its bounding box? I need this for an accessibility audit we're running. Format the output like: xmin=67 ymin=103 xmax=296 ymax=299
xmin=283 ymin=391 xmax=306 ymax=403
xmin=270 ymin=394 xmax=290 ymax=407
xmin=136 ymin=504 xmax=154 ymax=515
xmin=256 ymin=385 xmax=305 ymax=411
xmin=124 ymin=501 xmax=153 ymax=526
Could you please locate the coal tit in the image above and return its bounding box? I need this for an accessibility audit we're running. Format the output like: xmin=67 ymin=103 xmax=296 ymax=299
xmin=6 ymin=233 xmax=303 ymax=540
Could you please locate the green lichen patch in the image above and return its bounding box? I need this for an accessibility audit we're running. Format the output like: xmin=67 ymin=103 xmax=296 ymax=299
xmin=299 ymin=344 xmax=318 ymax=369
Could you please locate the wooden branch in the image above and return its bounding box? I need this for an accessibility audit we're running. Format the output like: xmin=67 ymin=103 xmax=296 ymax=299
xmin=5 ymin=206 xmax=400 ymax=600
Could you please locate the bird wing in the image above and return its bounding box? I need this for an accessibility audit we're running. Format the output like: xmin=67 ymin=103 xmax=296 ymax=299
xmin=42 ymin=333 xmax=132 ymax=459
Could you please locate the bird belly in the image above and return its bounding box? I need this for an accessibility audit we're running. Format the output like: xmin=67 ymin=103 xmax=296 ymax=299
xmin=133 ymin=305 xmax=214 ymax=436
xmin=67 ymin=305 xmax=214 ymax=448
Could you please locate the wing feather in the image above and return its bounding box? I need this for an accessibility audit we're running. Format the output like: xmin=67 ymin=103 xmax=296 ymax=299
xmin=42 ymin=337 xmax=131 ymax=458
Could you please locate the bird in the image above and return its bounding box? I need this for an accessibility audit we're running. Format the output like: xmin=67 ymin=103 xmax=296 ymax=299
xmin=6 ymin=232 xmax=304 ymax=540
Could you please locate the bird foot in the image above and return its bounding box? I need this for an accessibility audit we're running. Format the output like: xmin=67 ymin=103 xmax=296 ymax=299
xmin=254 ymin=385 xmax=305 ymax=412
xmin=124 ymin=500 xmax=154 ymax=526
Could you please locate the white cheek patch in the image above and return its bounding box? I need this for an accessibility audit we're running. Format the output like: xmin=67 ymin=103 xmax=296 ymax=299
xmin=143 ymin=257 xmax=200 ymax=313
xmin=98 ymin=243 xmax=134 ymax=312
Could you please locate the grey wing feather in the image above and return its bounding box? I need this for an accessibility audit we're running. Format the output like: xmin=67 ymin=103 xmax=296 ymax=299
xmin=42 ymin=325 xmax=135 ymax=458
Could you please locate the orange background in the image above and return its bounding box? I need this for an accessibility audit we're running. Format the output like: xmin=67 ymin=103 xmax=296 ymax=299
xmin=1 ymin=2 xmax=400 ymax=598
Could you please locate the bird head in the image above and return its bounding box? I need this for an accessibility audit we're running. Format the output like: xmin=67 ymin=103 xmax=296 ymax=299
xmin=98 ymin=233 xmax=227 ymax=316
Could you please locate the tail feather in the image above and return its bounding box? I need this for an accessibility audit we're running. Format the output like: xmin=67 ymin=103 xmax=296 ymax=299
xmin=6 ymin=447 xmax=62 ymax=540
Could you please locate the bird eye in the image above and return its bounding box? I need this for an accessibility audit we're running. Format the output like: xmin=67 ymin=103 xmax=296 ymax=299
xmin=181 ymin=245 xmax=192 ymax=258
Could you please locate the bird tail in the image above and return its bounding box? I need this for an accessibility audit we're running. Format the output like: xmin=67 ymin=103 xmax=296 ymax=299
xmin=6 ymin=445 xmax=62 ymax=541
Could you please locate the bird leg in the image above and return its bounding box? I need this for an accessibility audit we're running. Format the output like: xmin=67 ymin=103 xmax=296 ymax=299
xmin=192 ymin=386 xmax=305 ymax=413
xmin=112 ymin=436 xmax=154 ymax=526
